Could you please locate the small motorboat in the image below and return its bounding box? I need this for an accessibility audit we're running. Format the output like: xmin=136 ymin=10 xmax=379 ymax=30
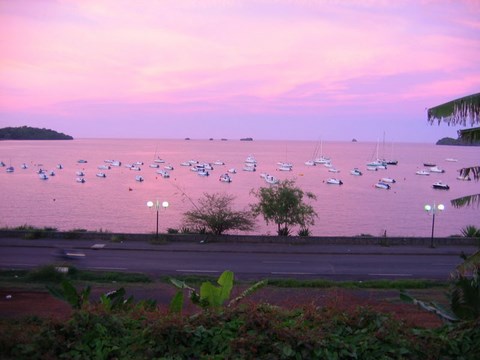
xmin=219 ymin=173 xmax=232 ymax=183
xmin=57 ymin=164 xmax=63 ymax=169
xmin=380 ymin=177 xmax=396 ymax=183
xmin=76 ymin=177 xmax=86 ymax=183
xmin=49 ymin=170 xmax=55 ymax=176
xmin=243 ymin=165 xmax=256 ymax=172
xmin=98 ymin=164 xmax=111 ymax=170
xmin=350 ymin=168 xmax=362 ymax=176
xmin=130 ymin=166 xmax=141 ymax=171
xmin=77 ymin=159 xmax=88 ymax=164
xmin=304 ymin=160 xmax=316 ymax=166
xmin=265 ymin=175 xmax=279 ymax=185
xmin=445 ymin=158 xmax=458 ymax=162
xmin=135 ymin=175 xmax=144 ymax=182
xmin=366 ymin=166 xmax=378 ymax=171
xmin=149 ymin=163 xmax=160 ymax=168
xmin=328 ymin=167 xmax=340 ymax=173
xmin=375 ymin=182 xmax=391 ymax=190
xmin=214 ymin=160 xmax=225 ymax=165
xmin=21 ymin=163 xmax=28 ymax=169
xmin=416 ymin=170 xmax=430 ymax=176
xmin=76 ymin=171 xmax=85 ymax=176
xmin=39 ymin=173 xmax=48 ymax=180
xmin=156 ymin=170 xmax=170 ymax=178
xmin=429 ymin=166 xmax=445 ymax=173
xmin=197 ymin=169 xmax=209 ymax=176
xmin=326 ymin=178 xmax=343 ymax=185
xmin=432 ymin=181 xmax=450 ymax=190
xmin=96 ymin=172 xmax=106 ymax=178
xmin=6 ymin=166 xmax=14 ymax=173
xmin=423 ymin=162 xmax=435 ymax=167
xmin=228 ymin=168 xmax=237 ymax=174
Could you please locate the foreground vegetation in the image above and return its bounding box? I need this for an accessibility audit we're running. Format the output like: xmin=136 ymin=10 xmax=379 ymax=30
xmin=0 ymin=263 xmax=479 ymax=359
xmin=1 ymin=302 xmax=479 ymax=359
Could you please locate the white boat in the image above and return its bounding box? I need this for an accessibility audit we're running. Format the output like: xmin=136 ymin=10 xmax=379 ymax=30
xmin=154 ymin=158 xmax=165 ymax=164
xmin=0 ymin=161 xmax=5 ymax=167
xmin=432 ymin=181 xmax=449 ymax=190
xmin=416 ymin=170 xmax=430 ymax=176
xmin=77 ymin=159 xmax=88 ymax=163
xmin=326 ymin=178 xmax=343 ymax=185
xmin=111 ymin=161 xmax=121 ymax=167
xmin=219 ymin=173 xmax=232 ymax=183
xmin=375 ymin=182 xmax=391 ymax=190
xmin=21 ymin=163 xmax=28 ymax=169
xmin=243 ymin=165 xmax=256 ymax=172
xmin=445 ymin=158 xmax=458 ymax=162
xmin=350 ymin=168 xmax=362 ymax=176
xmin=164 ymin=164 xmax=174 ymax=170
xmin=130 ymin=166 xmax=141 ymax=171
xmin=228 ymin=168 xmax=237 ymax=174
xmin=134 ymin=161 xmax=144 ymax=165
xmin=149 ymin=163 xmax=160 ymax=168
xmin=245 ymin=155 xmax=257 ymax=164
xmin=366 ymin=166 xmax=378 ymax=171
xmin=76 ymin=171 xmax=85 ymax=176
xmin=156 ymin=169 xmax=170 ymax=178
xmin=135 ymin=175 xmax=144 ymax=182
xmin=96 ymin=172 xmax=106 ymax=178
xmin=304 ymin=160 xmax=316 ymax=166
xmin=214 ymin=160 xmax=225 ymax=165
xmin=49 ymin=170 xmax=55 ymax=176
xmin=429 ymin=166 xmax=445 ymax=173
xmin=324 ymin=162 xmax=333 ymax=168
xmin=6 ymin=166 xmax=14 ymax=173
xmin=380 ymin=177 xmax=396 ymax=183
xmin=203 ymin=163 xmax=214 ymax=170
xmin=76 ymin=177 xmax=86 ymax=183
xmin=56 ymin=164 xmax=63 ymax=169
xmin=328 ymin=167 xmax=340 ymax=173
xmin=98 ymin=165 xmax=111 ymax=170
xmin=278 ymin=164 xmax=292 ymax=171
xmin=39 ymin=173 xmax=48 ymax=180
xmin=457 ymin=175 xmax=471 ymax=181
xmin=180 ymin=161 xmax=191 ymax=166
xmin=197 ymin=169 xmax=209 ymax=176
xmin=265 ymin=175 xmax=279 ymax=185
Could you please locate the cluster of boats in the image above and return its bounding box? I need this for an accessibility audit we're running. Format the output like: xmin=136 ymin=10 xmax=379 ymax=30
xmin=0 ymin=154 xmax=466 ymax=192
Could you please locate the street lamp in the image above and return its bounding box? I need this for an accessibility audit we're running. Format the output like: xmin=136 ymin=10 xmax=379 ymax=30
xmin=147 ymin=200 xmax=169 ymax=240
xmin=424 ymin=202 xmax=444 ymax=248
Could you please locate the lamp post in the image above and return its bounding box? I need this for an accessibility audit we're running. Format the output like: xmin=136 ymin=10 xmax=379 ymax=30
xmin=147 ymin=200 xmax=169 ymax=240
xmin=424 ymin=202 xmax=444 ymax=248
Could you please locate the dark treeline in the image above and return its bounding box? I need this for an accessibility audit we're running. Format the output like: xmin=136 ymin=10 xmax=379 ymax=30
xmin=0 ymin=126 xmax=73 ymax=140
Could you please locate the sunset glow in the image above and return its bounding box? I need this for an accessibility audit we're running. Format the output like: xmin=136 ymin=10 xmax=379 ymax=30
xmin=1 ymin=0 xmax=479 ymax=141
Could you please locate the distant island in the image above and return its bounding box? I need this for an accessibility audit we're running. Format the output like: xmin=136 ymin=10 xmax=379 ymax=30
xmin=0 ymin=126 xmax=73 ymax=140
xmin=436 ymin=136 xmax=480 ymax=146
xmin=240 ymin=137 xmax=253 ymax=141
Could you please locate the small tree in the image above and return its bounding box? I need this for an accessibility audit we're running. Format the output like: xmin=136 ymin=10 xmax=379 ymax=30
xmin=183 ymin=192 xmax=256 ymax=235
xmin=250 ymin=179 xmax=317 ymax=236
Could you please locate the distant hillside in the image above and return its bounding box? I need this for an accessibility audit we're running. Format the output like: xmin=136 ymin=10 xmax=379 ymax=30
xmin=436 ymin=136 xmax=480 ymax=146
xmin=0 ymin=126 xmax=73 ymax=140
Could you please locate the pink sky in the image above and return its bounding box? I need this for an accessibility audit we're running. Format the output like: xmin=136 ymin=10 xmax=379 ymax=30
xmin=1 ymin=0 xmax=479 ymax=142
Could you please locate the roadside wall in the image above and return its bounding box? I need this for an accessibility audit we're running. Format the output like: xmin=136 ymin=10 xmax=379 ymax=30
xmin=0 ymin=230 xmax=477 ymax=246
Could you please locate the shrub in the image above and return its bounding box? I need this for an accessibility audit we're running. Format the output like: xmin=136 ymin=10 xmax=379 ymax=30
xmin=298 ymin=227 xmax=310 ymax=237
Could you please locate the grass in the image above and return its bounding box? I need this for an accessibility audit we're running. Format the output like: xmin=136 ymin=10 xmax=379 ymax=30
xmin=0 ymin=265 xmax=152 ymax=285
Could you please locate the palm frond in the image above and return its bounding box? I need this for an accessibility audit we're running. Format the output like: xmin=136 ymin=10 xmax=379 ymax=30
xmin=451 ymin=193 xmax=480 ymax=209
xmin=458 ymin=126 xmax=480 ymax=144
xmin=459 ymin=166 xmax=480 ymax=182
xmin=428 ymin=93 xmax=480 ymax=127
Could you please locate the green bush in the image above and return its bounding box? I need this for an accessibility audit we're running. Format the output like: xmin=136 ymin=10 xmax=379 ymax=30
xmin=4 ymin=304 xmax=480 ymax=359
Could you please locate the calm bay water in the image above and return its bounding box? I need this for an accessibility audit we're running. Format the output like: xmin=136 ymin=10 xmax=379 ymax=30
xmin=0 ymin=139 xmax=478 ymax=237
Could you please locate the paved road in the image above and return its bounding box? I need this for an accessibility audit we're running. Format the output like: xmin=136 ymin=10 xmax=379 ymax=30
xmin=0 ymin=238 xmax=476 ymax=280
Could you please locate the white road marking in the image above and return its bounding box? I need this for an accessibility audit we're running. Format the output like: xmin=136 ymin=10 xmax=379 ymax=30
xmin=368 ymin=273 xmax=412 ymax=277
xmin=90 ymin=266 xmax=128 ymax=271
xmin=176 ymin=269 xmax=220 ymax=273
xmin=271 ymin=271 xmax=316 ymax=275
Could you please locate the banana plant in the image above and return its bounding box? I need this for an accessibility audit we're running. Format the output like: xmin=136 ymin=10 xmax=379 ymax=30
xmin=169 ymin=270 xmax=266 ymax=314
xmin=47 ymin=279 xmax=91 ymax=309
